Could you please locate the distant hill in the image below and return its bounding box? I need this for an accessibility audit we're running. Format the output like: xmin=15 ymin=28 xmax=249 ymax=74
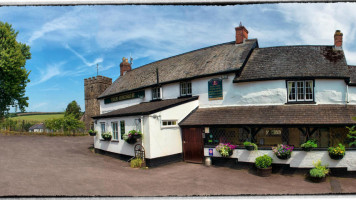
xmin=10 ymin=112 xmax=65 ymax=122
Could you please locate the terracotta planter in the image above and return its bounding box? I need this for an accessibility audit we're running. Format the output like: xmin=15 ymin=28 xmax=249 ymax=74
xmin=329 ymin=153 xmax=344 ymax=160
xmin=256 ymin=167 xmax=272 ymax=177
xmin=245 ymin=145 xmax=254 ymax=151
xmin=276 ymin=154 xmax=291 ymax=160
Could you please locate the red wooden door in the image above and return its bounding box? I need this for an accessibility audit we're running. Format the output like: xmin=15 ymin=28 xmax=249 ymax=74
xmin=182 ymin=127 xmax=204 ymax=163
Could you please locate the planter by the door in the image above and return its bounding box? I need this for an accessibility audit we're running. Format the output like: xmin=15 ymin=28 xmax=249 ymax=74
xmin=276 ymin=154 xmax=291 ymax=160
xmin=245 ymin=146 xmax=254 ymax=151
xmin=256 ymin=167 xmax=272 ymax=177
xmin=329 ymin=153 xmax=344 ymax=160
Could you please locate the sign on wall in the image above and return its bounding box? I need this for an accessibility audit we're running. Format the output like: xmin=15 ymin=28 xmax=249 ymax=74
xmin=209 ymin=149 xmax=214 ymax=156
xmin=104 ymin=90 xmax=145 ymax=104
xmin=208 ymin=78 xmax=223 ymax=101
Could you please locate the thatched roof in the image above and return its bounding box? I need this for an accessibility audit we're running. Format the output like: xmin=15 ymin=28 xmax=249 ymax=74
xmin=99 ymin=39 xmax=258 ymax=99
xmin=234 ymin=46 xmax=349 ymax=82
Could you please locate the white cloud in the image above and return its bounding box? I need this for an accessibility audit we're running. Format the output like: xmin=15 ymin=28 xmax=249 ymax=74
xmin=64 ymin=44 xmax=103 ymax=67
xmin=29 ymin=62 xmax=67 ymax=86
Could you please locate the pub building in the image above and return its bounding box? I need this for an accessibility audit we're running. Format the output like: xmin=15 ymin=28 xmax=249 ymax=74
xmin=85 ymin=24 xmax=356 ymax=170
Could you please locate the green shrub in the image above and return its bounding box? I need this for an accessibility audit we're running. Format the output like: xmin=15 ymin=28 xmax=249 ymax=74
xmin=309 ymin=160 xmax=329 ymax=178
xmin=130 ymin=158 xmax=143 ymax=168
xmin=255 ymin=154 xmax=273 ymax=169
xmin=243 ymin=141 xmax=258 ymax=150
xmin=301 ymin=140 xmax=318 ymax=148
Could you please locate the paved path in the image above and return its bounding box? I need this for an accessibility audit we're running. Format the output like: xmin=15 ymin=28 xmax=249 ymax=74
xmin=0 ymin=135 xmax=355 ymax=197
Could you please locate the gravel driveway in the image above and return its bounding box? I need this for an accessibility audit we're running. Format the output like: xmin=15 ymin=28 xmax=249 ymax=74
xmin=0 ymin=134 xmax=355 ymax=197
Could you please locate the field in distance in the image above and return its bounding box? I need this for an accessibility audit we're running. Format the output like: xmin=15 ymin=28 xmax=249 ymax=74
xmin=11 ymin=112 xmax=65 ymax=122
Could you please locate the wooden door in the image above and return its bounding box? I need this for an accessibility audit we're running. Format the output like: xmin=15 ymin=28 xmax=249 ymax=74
xmin=182 ymin=127 xmax=204 ymax=163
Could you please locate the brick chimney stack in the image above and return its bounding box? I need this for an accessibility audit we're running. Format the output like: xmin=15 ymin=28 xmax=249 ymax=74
xmin=334 ymin=30 xmax=343 ymax=50
xmin=120 ymin=57 xmax=132 ymax=76
xmin=235 ymin=22 xmax=249 ymax=44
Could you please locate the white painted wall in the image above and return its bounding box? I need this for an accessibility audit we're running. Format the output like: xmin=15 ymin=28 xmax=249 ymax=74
xmin=145 ymin=100 xmax=199 ymax=159
xmin=315 ymin=79 xmax=347 ymax=104
xmin=94 ymin=116 xmax=145 ymax=156
xmin=100 ymin=74 xmax=356 ymax=114
xmin=204 ymin=148 xmax=356 ymax=171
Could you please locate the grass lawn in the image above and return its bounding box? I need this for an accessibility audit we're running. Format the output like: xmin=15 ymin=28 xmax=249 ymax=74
xmin=11 ymin=113 xmax=64 ymax=122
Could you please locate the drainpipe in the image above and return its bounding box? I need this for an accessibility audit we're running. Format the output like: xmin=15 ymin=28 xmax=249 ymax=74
xmin=346 ymin=84 xmax=349 ymax=103
xmin=140 ymin=116 xmax=144 ymax=148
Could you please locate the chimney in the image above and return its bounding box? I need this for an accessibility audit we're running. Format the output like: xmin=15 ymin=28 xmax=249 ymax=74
xmin=235 ymin=22 xmax=249 ymax=44
xmin=120 ymin=57 xmax=131 ymax=76
xmin=334 ymin=30 xmax=343 ymax=50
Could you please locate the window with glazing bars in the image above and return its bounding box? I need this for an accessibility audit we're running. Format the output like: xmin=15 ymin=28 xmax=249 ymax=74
xmin=152 ymin=87 xmax=161 ymax=100
xmin=180 ymin=82 xmax=192 ymax=96
xmin=111 ymin=122 xmax=118 ymax=140
xmin=287 ymin=80 xmax=313 ymax=102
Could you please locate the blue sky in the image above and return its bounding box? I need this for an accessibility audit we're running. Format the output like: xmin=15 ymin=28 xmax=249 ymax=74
xmin=2 ymin=4 xmax=356 ymax=112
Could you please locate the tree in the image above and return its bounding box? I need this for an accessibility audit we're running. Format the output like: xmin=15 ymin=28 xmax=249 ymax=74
xmin=0 ymin=22 xmax=31 ymax=118
xmin=64 ymin=100 xmax=81 ymax=119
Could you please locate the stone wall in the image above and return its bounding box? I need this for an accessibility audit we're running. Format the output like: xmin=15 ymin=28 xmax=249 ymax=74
xmin=83 ymin=75 xmax=112 ymax=130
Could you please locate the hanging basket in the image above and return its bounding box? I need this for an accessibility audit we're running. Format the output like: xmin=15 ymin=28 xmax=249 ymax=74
xmin=126 ymin=137 xmax=137 ymax=144
xmin=329 ymin=153 xmax=344 ymax=160
xmin=276 ymin=154 xmax=291 ymax=160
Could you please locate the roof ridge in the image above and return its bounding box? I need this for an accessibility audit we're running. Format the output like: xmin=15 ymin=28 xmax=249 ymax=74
xmin=127 ymin=39 xmax=258 ymax=74
xmin=257 ymin=45 xmax=333 ymax=49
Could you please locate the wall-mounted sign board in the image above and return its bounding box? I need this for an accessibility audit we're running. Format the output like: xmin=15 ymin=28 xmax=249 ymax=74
xmin=104 ymin=90 xmax=145 ymax=104
xmin=208 ymin=78 xmax=223 ymax=101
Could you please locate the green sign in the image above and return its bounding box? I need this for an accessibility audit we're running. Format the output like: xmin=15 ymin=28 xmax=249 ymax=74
xmin=104 ymin=90 xmax=145 ymax=104
xmin=208 ymin=78 xmax=223 ymax=100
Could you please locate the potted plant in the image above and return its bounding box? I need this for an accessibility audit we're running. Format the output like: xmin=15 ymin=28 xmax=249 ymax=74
xmin=88 ymin=129 xmax=97 ymax=136
xmin=255 ymin=154 xmax=273 ymax=177
xmin=243 ymin=141 xmax=258 ymax=151
xmin=301 ymin=140 xmax=317 ymax=151
xmin=123 ymin=130 xmax=143 ymax=144
xmin=308 ymin=160 xmax=329 ymax=183
xmin=215 ymin=143 xmax=237 ymax=157
xmin=272 ymin=144 xmax=294 ymax=160
xmin=130 ymin=157 xmax=144 ymax=168
xmin=328 ymin=143 xmax=345 ymax=160
xmin=101 ymin=132 xmax=112 ymax=141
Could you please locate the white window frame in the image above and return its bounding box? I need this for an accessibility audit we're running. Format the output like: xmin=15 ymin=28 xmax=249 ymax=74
xmin=111 ymin=122 xmax=119 ymax=140
xmin=180 ymin=81 xmax=192 ymax=96
xmin=100 ymin=122 xmax=106 ymax=139
xmin=287 ymin=80 xmax=313 ymax=102
xmin=152 ymin=87 xmax=162 ymax=100
xmin=161 ymin=120 xmax=178 ymax=128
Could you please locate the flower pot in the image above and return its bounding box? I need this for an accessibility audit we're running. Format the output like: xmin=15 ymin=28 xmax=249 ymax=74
xmin=302 ymin=147 xmax=313 ymax=152
xmin=276 ymin=154 xmax=291 ymax=160
xmin=245 ymin=145 xmax=254 ymax=151
xmin=126 ymin=137 xmax=137 ymax=144
xmin=89 ymin=132 xmax=96 ymax=136
xmin=218 ymin=150 xmax=233 ymax=157
xmin=103 ymin=136 xmax=111 ymax=141
xmin=308 ymin=174 xmax=326 ymax=183
xmin=256 ymin=167 xmax=272 ymax=177
xmin=329 ymin=153 xmax=344 ymax=160
xmin=132 ymin=134 xmax=142 ymax=139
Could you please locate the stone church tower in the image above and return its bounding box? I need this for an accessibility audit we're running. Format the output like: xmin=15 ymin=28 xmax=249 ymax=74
xmin=83 ymin=75 xmax=112 ymax=130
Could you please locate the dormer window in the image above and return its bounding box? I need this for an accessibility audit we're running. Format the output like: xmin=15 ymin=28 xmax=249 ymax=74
xmin=180 ymin=81 xmax=192 ymax=97
xmin=287 ymin=80 xmax=314 ymax=102
xmin=152 ymin=87 xmax=161 ymax=100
